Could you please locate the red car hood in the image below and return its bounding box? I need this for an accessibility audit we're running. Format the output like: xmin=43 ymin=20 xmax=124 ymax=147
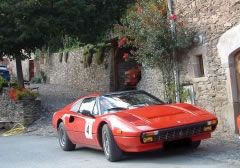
xmin=116 ymin=103 xmax=216 ymax=130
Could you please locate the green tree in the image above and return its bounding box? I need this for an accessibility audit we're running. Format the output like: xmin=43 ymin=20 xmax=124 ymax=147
xmin=0 ymin=0 xmax=132 ymax=87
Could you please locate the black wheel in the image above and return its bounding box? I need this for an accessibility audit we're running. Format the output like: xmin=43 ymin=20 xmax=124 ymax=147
xmin=102 ymin=124 xmax=123 ymax=162
xmin=190 ymin=140 xmax=201 ymax=149
xmin=58 ymin=122 xmax=76 ymax=151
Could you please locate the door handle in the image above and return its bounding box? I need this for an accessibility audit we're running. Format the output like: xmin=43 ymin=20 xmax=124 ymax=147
xmin=69 ymin=115 xmax=75 ymax=123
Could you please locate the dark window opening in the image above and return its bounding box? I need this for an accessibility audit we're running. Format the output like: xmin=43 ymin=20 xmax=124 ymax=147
xmin=194 ymin=55 xmax=205 ymax=77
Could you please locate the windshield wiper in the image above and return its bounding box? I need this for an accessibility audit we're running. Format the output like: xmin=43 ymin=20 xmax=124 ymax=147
xmin=128 ymin=104 xmax=148 ymax=108
xmin=107 ymin=107 xmax=128 ymax=112
xmin=152 ymin=103 xmax=164 ymax=105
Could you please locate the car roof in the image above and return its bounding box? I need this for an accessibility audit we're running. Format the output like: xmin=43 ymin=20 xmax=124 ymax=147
xmin=102 ymin=90 xmax=147 ymax=96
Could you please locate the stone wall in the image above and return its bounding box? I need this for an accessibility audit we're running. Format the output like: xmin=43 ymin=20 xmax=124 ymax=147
xmin=137 ymin=67 xmax=165 ymax=100
xmin=0 ymin=88 xmax=41 ymax=126
xmin=138 ymin=0 xmax=240 ymax=132
xmin=176 ymin=0 xmax=240 ymax=132
xmin=42 ymin=49 xmax=111 ymax=93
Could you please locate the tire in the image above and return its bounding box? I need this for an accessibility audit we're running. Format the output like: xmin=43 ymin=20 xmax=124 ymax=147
xmin=102 ymin=124 xmax=123 ymax=162
xmin=58 ymin=122 xmax=76 ymax=151
xmin=190 ymin=140 xmax=201 ymax=149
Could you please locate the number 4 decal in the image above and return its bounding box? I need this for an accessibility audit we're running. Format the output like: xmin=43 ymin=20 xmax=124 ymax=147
xmin=84 ymin=119 xmax=95 ymax=139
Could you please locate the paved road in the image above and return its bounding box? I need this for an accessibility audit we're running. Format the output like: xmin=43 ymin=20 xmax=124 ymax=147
xmin=0 ymin=135 xmax=239 ymax=168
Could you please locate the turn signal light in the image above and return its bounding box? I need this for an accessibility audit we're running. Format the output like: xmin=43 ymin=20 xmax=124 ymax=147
xmin=203 ymin=126 xmax=212 ymax=132
xmin=143 ymin=137 xmax=153 ymax=143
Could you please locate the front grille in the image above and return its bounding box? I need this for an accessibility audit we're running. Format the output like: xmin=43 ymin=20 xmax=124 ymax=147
xmin=157 ymin=123 xmax=205 ymax=141
xmin=141 ymin=122 xmax=208 ymax=143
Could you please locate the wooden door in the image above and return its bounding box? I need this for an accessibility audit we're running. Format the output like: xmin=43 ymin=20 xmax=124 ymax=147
xmin=235 ymin=52 xmax=240 ymax=99
xmin=234 ymin=51 xmax=240 ymax=128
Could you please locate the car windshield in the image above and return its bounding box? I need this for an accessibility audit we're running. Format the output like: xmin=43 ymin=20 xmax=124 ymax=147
xmin=99 ymin=91 xmax=164 ymax=114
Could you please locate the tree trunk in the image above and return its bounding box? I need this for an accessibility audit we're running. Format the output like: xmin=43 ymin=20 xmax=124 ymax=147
xmin=16 ymin=57 xmax=24 ymax=88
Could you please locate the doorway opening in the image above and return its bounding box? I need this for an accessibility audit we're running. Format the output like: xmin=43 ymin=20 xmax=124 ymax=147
xmin=111 ymin=41 xmax=141 ymax=92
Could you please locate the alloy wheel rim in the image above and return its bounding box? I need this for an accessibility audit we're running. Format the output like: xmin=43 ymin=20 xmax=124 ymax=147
xmin=59 ymin=127 xmax=66 ymax=146
xmin=103 ymin=131 xmax=110 ymax=156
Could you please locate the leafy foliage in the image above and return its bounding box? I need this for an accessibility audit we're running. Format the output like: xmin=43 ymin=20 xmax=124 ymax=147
xmin=8 ymin=87 xmax=38 ymax=101
xmin=0 ymin=76 xmax=8 ymax=90
xmin=114 ymin=0 xmax=193 ymax=66
xmin=0 ymin=0 xmax=133 ymax=86
xmin=165 ymin=82 xmax=189 ymax=103
xmin=82 ymin=43 xmax=111 ymax=67
xmin=114 ymin=0 xmax=194 ymax=102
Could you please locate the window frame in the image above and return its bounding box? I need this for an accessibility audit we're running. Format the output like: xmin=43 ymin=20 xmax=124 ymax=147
xmin=78 ymin=97 xmax=100 ymax=116
xmin=70 ymin=99 xmax=83 ymax=113
xmin=195 ymin=54 xmax=205 ymax=77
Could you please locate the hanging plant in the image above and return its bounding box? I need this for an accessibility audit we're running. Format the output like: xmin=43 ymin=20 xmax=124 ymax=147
xmin=95 ymin=47 xmax=105 ymax=65
xmin=83 ymin=44 xmax=95 ymax=68
xmin=95 ymin=43 xmax=106 ymax=65
xmin=82 ymin=42 xmax=112 ymax=67
xmin=64 ymin=51 xmax=69 ymax=63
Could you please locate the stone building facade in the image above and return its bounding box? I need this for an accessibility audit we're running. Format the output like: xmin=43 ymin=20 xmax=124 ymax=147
xmin=139 ymin=0 xmax=240 ymax=133
xmin=7 ymin=0 xmax=240 ymax=133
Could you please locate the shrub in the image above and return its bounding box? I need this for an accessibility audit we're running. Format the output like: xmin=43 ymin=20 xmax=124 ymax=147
xmin=8 ymin=88 xmax=38 ymax=101
xmin=0 ymin=76 xmax=8 ymax=89
xmin=30 ymin=76 xmax=42 ymax=84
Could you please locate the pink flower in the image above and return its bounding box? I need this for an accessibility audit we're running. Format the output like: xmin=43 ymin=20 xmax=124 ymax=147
xmin=118 ymin=37 xmax=127 ymax=48
xmin=170 ymin=14 xmax=177 ymax=21
xmin=123 ymin=53 xmax=129 ymax=61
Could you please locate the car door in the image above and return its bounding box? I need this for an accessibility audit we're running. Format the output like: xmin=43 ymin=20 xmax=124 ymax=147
xmin=64 ymin=99 xmax=85 ymax=144
xmin=77 ymin=97 xmax=99 ymax=146
xmin=66 ymin=97 xmax=97 ymax=146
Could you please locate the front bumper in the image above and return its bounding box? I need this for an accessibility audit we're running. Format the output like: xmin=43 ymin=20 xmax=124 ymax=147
xmin=114 ymin=135 xmax=163 ymax=152
xmin=114 ymin=121 xmax=217 ymax=152
xmin=114 ymin=132 xmax=211 ymax=153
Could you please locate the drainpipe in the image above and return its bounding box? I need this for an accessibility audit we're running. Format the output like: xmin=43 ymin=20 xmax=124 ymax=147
xmin=167 ymin=0 xmax=180 ymax=103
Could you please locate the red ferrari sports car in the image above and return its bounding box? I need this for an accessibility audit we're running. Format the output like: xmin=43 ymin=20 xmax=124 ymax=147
xmin=52 ymin=90 xmax=218 ymax=161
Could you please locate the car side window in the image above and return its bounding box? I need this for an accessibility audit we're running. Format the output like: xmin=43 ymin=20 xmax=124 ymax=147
xmin=70 ymin=99 xmax=83 ymax=112
xmin=79 ymin=98 xmax=96 ymax=114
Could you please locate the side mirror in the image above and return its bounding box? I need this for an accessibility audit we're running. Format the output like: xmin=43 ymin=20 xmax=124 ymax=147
xmin=82 ymin=110 xmax=95 ymax=118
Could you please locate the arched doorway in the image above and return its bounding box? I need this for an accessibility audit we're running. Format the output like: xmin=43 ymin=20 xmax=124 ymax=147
xmin=217 ymin=23 xmax=240 ymax=132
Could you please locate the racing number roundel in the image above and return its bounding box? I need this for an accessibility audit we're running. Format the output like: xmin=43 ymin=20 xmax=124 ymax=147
xmin=84 ymin=118 xmax=95 ymax=139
